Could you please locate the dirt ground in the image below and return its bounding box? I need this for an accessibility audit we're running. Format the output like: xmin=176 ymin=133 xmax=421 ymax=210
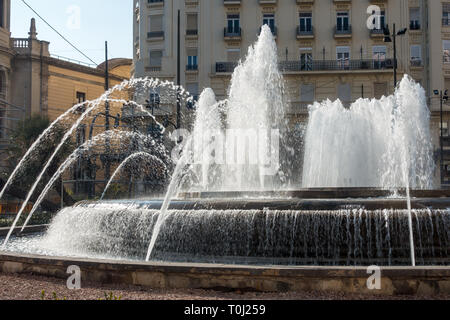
xmin=0 ymin=273 xmax=448 ymax=300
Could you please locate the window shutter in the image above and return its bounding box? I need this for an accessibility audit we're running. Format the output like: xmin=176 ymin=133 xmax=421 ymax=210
xmin=187 ymin=14 xmax=198 ymax=30
xmin=150 ymin=15 xmax=163 ymax=32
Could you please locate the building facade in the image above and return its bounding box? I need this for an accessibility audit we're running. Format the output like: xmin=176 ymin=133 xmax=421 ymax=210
xmin=132 ymin=0 xmax=450 ymax=186
xmin=0 ymin=11 xmax=132 ymax=180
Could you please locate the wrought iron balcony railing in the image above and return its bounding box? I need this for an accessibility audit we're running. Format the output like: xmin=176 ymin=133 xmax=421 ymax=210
xmin=147 ymin=31 xmax=164 ymax=38
xmin=186 ymin=29 xmax=198 ymax=36
xmin=297 ymin=26 xmax=314 ymax=36
xmin=224 ymin=27 xmax=242 ymax=38
xmin=334 ymin=25 xmax=352 ymax=35
xmin=216 ymin=58 xmax=394 ymax=73
xmin=186 ymin=64 xmax=198 ymax=71
xmin=410 ymin=59 xmax=423 ymax=67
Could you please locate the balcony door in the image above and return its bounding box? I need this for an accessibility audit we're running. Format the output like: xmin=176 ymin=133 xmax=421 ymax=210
xmin=336 ymin=46 xmax=350 ymax=69
xmin=300 ymin=48 xmax=313 ymax=71
xmin=373 ymin=46 xmax=387 ymax=69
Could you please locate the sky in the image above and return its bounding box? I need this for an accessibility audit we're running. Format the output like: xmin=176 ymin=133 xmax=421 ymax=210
xmin=11 ymin=0 xmax=132 ymax=66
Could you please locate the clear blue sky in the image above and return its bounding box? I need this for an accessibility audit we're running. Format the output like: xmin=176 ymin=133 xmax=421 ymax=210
xmin=11 ymin=0 xmax=132 ymax=66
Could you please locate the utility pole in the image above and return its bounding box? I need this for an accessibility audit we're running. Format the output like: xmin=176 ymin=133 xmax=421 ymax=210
xmin=104 ymin=41 xmax=111 ymax=182
xmin=441 ymin=90 xmax=444 ymax=186
xmin=384 ymin=24 xmax=407 ymax=90
xmin=435 ymin=89 xmax=449 ymax=186
xmin=176 ymin=9 xmax=181 ymax=130
xmin=393 ymin=24 xmax=397 ymax=87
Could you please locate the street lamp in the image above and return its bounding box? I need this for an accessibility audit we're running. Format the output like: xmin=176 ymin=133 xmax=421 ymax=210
xmin=434 ymin=89 xmax=449 ymax=186
xmin=384 ymin=24 xmax=408 ymax=89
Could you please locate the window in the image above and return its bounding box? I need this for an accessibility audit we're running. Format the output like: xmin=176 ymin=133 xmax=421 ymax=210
xmin=373 ymin=46 xmax=386 ymax=69
xmin=148 ymin=14 xmax=163 ymax=37
xmin=300 ymin=84 xmax=314 ymax=103
xmin=149 ymin=50 xmax=162 ymax=68
xmin=227 ymin=48 xmax=240 ymax=62
xmin=263 ymin=13 xmax=275 ymax=33
xmin=76 ymin=92 xmax=86 ymax=104
xmin=186 ymin=83 xmax=199 ymax=108
xmin=187 ymin=14 xmax=198 ymax=34
xmin=444 ymin=40 xmax=450 ymax=63
xmin=299 ymin=13 xmax=312 ymax=32
xmin=338 ymin=83 xmax=351 ymax=104
xmin=440 ymin=121 xmax=449 ymax=137
xmin=149 ymin=88 xmax=160 ymax=107
xmin=410 ymin=45 xmax=422 ymax=66
xmin=227 ymin=14 xmax=240 ymax=34
xmin=443 ymin=3 xmax=450 ymax=26
xmin=300 ymin=48 xmax=313 ymax=71
xmin=410 ymin=8 xmax=421 ymax=30
xmin=187 ymin=48 xmax=198 ymax=70
xmin=336 ymin=46 xmax=350 ymax=69
xmin=336 ymin=12 xmax=349 ymax=31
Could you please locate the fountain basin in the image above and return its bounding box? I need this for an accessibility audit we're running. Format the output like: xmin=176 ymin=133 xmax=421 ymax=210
xmin=2 ymin=189 xmax=448 ymax=267
xmin=0 ymin=250 xmax=449 ymax=295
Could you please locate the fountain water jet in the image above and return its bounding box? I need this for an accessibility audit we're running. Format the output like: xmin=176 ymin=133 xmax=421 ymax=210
xmin=101 ymin=151 xmax=166 ymax=200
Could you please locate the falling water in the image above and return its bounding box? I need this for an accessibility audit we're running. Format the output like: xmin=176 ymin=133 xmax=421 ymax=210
xmin=190 ymin=89 xmax=223 ymax=191
xmin=1 ymin=77 xmax=189 ymax=249
xmin=5 ymin=203 xmax=448 ymax=266
xmin=101 ymin=152 xmax=166 ymax=200
xmin=17 ymin=130 xmax=164 ymax=234
xmin=145 ymin=136 xmax=193 ymax=261
xmin=302 ymin=75 xmax=434 ymax=189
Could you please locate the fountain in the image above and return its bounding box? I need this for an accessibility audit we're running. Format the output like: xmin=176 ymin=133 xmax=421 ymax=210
xmin=0 ymin=26 xmax=448 ymax=295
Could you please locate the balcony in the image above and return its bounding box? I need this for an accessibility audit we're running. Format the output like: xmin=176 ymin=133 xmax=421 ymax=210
xmin=215 ymin=58 xmax=394 ymax=74
xmin=147 ymin=31 xmax=164 ymax=41
xmin=370 ymin=27 xmax=385 ymax=38
xmin=224 ymin=27 xmax=242 ymax=40
xmin=145 ymin=65 xmax=162 ymax=72
xmin=334 ymin=26 xmax=352 ymax=38
xmin=186 ymin=64 xmax=198 ymax=71
xmin=296 ymin=26 xmax=314 ymax=39
xmin=259 ymin=0 xmax=277 ymax=4
xmin=296 ymin=0 xmax=314 ymax=4
xmin=186 ymin=29 xmax=198 ymax=39
xmin=223 ymin=0 xmax=241 ymax=5
xmin=410 ymin=59 xmax=423 ymax=67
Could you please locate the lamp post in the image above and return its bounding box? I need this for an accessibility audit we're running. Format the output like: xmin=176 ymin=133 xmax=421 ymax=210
xmin=434 ymin=89 xmax=449 ymax=186
xmin=384 ymin=24 xmax=407 ymax=89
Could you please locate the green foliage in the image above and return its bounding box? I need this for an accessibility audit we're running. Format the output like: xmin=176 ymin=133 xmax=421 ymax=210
xmin=100 ymin=292 xmax=122 ymax=300
xmin=2 ymin=114 xmax=76 ymax=210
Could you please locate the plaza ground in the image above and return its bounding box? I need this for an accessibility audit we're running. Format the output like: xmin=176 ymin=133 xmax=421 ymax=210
xmin=0 ymin=273 xmax=448 ymax=300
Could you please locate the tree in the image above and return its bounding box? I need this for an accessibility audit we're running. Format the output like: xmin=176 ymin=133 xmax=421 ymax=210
xmin=1 ymin=114 xmax=75 ymax=209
